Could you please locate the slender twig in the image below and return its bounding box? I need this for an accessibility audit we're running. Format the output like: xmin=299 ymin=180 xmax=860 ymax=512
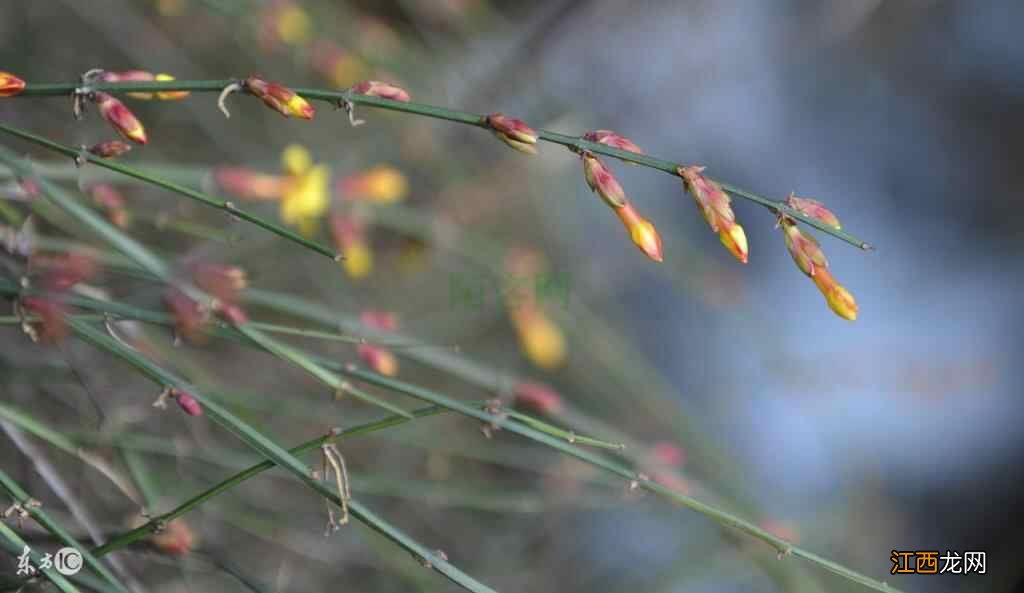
xmin=13 ymin=80 xmax=871 ymax=249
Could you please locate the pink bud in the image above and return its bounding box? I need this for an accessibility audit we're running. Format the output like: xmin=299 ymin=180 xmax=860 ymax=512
xmin=350 ymin=80 xmax=410 ymax=103
xmin=173 ymin=390 xmax=203 ymax=416
xmin=785 ymin=193 xmax=841 ymax=230
xmin=649 ymin=442 xmax=686 ymax=468
xmin=582 ymin=152 xmax=627 ymax=208
xmin=485 ymin=113 xmax=538 ymax=154
xmin=583 ymin=130 xmax=645 ymax=156
xmin=93 ymin=92 xmax=148 ymax=144
xmin=87 ymin=141 xmax=133 ymax=159
xmin=361 ymin=310 xmax=399 ymax=331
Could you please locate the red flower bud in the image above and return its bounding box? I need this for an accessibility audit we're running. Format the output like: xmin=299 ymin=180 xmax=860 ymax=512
xmin=192 ymin=262 xmax=247 ymax=304
xmin=358 ymin=343 xmax=398 ymax=376
xmin=36 ymin=250 xmax=98 ymax=292
xmin=485 ymin=113 xmax=538 ymax=154
xmin=583 ymin=130 xmax=645 ymax=156
xmin=150 ymin=518 xmax=197 ymax=556
xmin=173 ymin=390 xmax=203 ymax=416
xmin=0 ymin=72 xmax=26 ymax=97
xmin=87 ymin=141 xmax=133 ymax=159
xmin=244 ymin=76 xmax=315 ymax=119
xmin=163 ymin=289 xmax=207 ymax=344
xmin=512 ymin=382 xmax=564 ymax=415
xmin=582 ymin=152 xmax=627 ymax=208
xmin=350 ymin=80 xmax=410 ymax=102
xmin=100 ymin=70 xmax=156 ymax=99
xmin=785 ymin=193 xmax=841 ymax=230
xmin=93 ymin=92 xmax=148 ymax=144
xmin=361 ymin=310 xmax=399 ymax=331
xmin=678 ymin=165 xmax=748 ymax=263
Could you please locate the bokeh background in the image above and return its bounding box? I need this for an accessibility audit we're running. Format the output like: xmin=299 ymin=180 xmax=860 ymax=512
xmin=1 ymin=1 xmax=1021 ymax=593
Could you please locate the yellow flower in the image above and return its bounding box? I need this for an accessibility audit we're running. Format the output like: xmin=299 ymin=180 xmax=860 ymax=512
xmin=276 ymin=4 xmax=311 ymax=46
xmin=337 ymin=165 xmax=409 ymax=203
xmin=280 ymin=145 xmax=329 ymax=237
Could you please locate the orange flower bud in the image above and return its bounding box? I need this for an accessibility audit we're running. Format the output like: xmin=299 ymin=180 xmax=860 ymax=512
xmin=785 ymin=193 xmax=841 ymax=230
xmin=485 ymin=113 xmax=538 ymax=154
xmin=336 ymin=166 xmax=409 ymax=203
xmin=154 ymin=74 xmax=190 ymax=100
xmin=93 ymin=92 xmax=148 ymax=144
xmin=614 ymin=202 xmax=664 ymax=262
xmin=192 ymin=263 xmax=247 ymax=304
xmin=214 ymin=167 xmax=283 ymax=201
xmin=350 ymin=80 xmax=410 ymax=102
xmin=811 ymin=268 xmax=858 ymax=321
xmin=678 ymin=165 xmax=750 ymax=263
xmin=582 ymin=152 xmax=627 ymax=208
xmin=512 ymin=382 xmax=564 ymax=415
xmin=150 ymin=518 xmax=197 ymax=556
xmin=243 ymin=76 xmax=315 ymax=119
xmin=583 ymin=130 xmax=645 ymax=156
xmin=358 ymin=343 xmax=399 ymax=376
xmin=781 ymin=218 xmax=828 ymax=277
xmin=0 ymin=72 xmax=26 ymax=97
xmin=87 ymin=141 xmax=132 ymax=159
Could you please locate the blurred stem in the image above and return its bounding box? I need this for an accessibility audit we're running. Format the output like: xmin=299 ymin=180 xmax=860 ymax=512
xmin=15 ymin=80 xmax=872 ymax=249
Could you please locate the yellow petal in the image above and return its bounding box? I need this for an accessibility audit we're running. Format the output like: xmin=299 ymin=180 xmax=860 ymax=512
xmin=282 ymin=144 xmax=312 ymax=176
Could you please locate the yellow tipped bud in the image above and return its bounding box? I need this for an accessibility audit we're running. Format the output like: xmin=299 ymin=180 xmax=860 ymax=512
xmin=615 ymin=202 xmax=664 ymax=262
xmin=0 ymin=72 xmax=26 ymax=97
xmin=485 ymin=113 xmax=538 ymax=155
xmin=719 ymin=223 xmax=748 ymax=264
xmin=811 ymin=268 xmax=858 ymax=320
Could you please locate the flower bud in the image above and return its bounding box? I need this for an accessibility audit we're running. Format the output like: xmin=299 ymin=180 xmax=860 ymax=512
xmin=20 ymin=297 xmax=69 ymax=343
xmin=358 ymin=343 xmax=399 ymax=376
xmin=361 ymin=310 xmax=399 ymax=331
xmin=485 ymin=113 xmax=538 ymax=155
xmin=811 ymin=268 xmax=858 ymax=321
xmin=36 ymin=250 xmax=98 ymax=292
xmin=0 ymin=72 xmax=26 ymax=97
xmin=678 ymin=165 xmax=749 ymax=263
xmin=150 ymin=518 xmax=197 ymax=556
xmin=512 ymin=382 xmax=564 ymax=415
xmin=243 ymin=76 xmax=315 ymax=120
xmin=336 ymin=166 xmax=409 ymax=203
xmin=785 ymin=193 xmax=841 ymax=230
xmin=87 ymin=141 xmax=133 ymax=159
xmin=93 ymin=92 xmax=148 ymax=144
xmin=163 ymin=289 xmax=207 ymax=344
xmin=582 ymin=152 xmax=627 ymax=208
xmin=583 ymin=130 xmax=644 ymax=156
xmin=154 ymin=74 xmax=190 ymax=100
xmin=780 ymin=218 xmax=828 ymax=277
xmin=614 ymin=202 xmax=664 ymax=262
xmin=173 ymin=390 xmax=203 ymax=416
xmin=213 ymin=167 xmax=283 ymax=201
xmin=215 ymin=302 xmax=249 ymax=326
xmin=350 ymin=80 xmax=410 ymax=102
xmin=192 ymin=263 xmax=247 ymax=304
xmin=99 ymin=70 xmax=157 ymax=99
xmin=649 ymin=442 xmax=686 ymax=468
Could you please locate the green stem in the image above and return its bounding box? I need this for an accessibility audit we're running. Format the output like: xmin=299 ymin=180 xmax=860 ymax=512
xmin=0 ymin=123 xmax=341 ymax=261
xmin=15 ymin=80 xmax=871 ymax=249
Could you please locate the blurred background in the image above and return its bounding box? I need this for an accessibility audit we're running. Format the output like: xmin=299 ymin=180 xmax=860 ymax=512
xmin=1 ymin=1 xmax=1021 ymax=592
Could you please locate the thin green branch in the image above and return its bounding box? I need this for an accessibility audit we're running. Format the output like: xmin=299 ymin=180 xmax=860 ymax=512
xmin=0 ymin=470 xmax=130 ymax=593
xmin=0 ymin=123 xmax=341 ymax=261
xmin=15 ymin=80 xmax=871 ymax=249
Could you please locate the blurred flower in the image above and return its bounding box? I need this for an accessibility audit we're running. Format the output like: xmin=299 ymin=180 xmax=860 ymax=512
xmin=780 ymin=218 xmax=858 ymax=320
xmin=163 ymin=288 xmax=207 ymax=344
xmin=361 ymin=310 xmax=399 ymax=331
xmin=759 ymin=519 xmax=800 ymax=544
xmin=512 ymin=382 xmax=564 ymax=415
xmin=215 ymin=302 xmax=249 ymax=326
xmin=583 ymin=130 xmax=645 ymax=156
xmin=154 ymin=74 xmax=190 ymax=100
xmin=485 ymin=113 xmax=538 ymax=154
xmin=93 ymin=92 xmax=147 ymax=144
xmin=336 ymin=165 xmax=409 ymax=203
xmin=785 ymin=193 xmax=841 ymax=230
xmin=0 ymin=72 xmax=26 ymax=97
xmin=310 ymin=40 xmax=367 ymax=88
xmin=172 ymin=390 xmax=202 ymax=417
xmin=192 ymin=263 xmax=247 ymax=304
xmin=20 ymin=297 xmax=70 ymax=343
xmin=19 ymin=250 xmax=99 ymax=344
xmin=35 ymin=250 xmax=99 ymax=292
xmin=280 ymin=144 xmax=329 ymax=236
xmin=356 ymin=17 xmax=402 ymax=56
xmin=614 ymin=202 xmax=664 ymax=262
xmin=90 ymin=184 xmax=130 ymax=228
xmin=582 ymin=152 xmax=627 ymax=208
xmin=649 ymin=442 xmax=686 ymax=468
xmin=350 ymin=80 xmax=411 ymax=102
xmin=260 ymin=0 xmax=311 ymax=50
xmin=358 ymin=344 xmax=398 ymax=376
xmin=150 ymin=518 xmax=197 ymax=556
xmin=244 ymin=76 xmax=315 ymax=119
xmin=330 ymin=212 xmax=372 ymax=279
xmin=678 ymin=165 xmax=748 ymax=263
xmin=214 ymin=167 xmax=283 ymax=201
xmin=86 ymin=140 xmax=132 ymax=159
xmin=510 ymin=309 xmax=566 ymax=370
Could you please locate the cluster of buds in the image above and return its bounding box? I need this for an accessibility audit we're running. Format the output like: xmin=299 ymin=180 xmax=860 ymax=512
xmin=0 ymin=71 xmax=26 ymax=97
xmin=241 ymin=75 xmax=315 ymax=119
xmin=485 ymin=113 xmax=538 ymax=155
xmin=579 ymin=131 xmax=663 ymax=262
xmin=678 ymin=166 xmax=748 ymax=264
xmin=330 ymin=212 xmax=373 ymax=279
xmin=505 ymin=249 xmax=567 ymax=370
xmin=779 ymin=194 xmax=857 ymax=320
xmin=18 ymin=250 xmax=99 ymax=343
xmin=163 ymin=262 xmax=250 ymax=343
xmin=357 ymin=309 xmax=399 ymax=376
xmin=97 ymin=70 xmax=190 ymax=100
